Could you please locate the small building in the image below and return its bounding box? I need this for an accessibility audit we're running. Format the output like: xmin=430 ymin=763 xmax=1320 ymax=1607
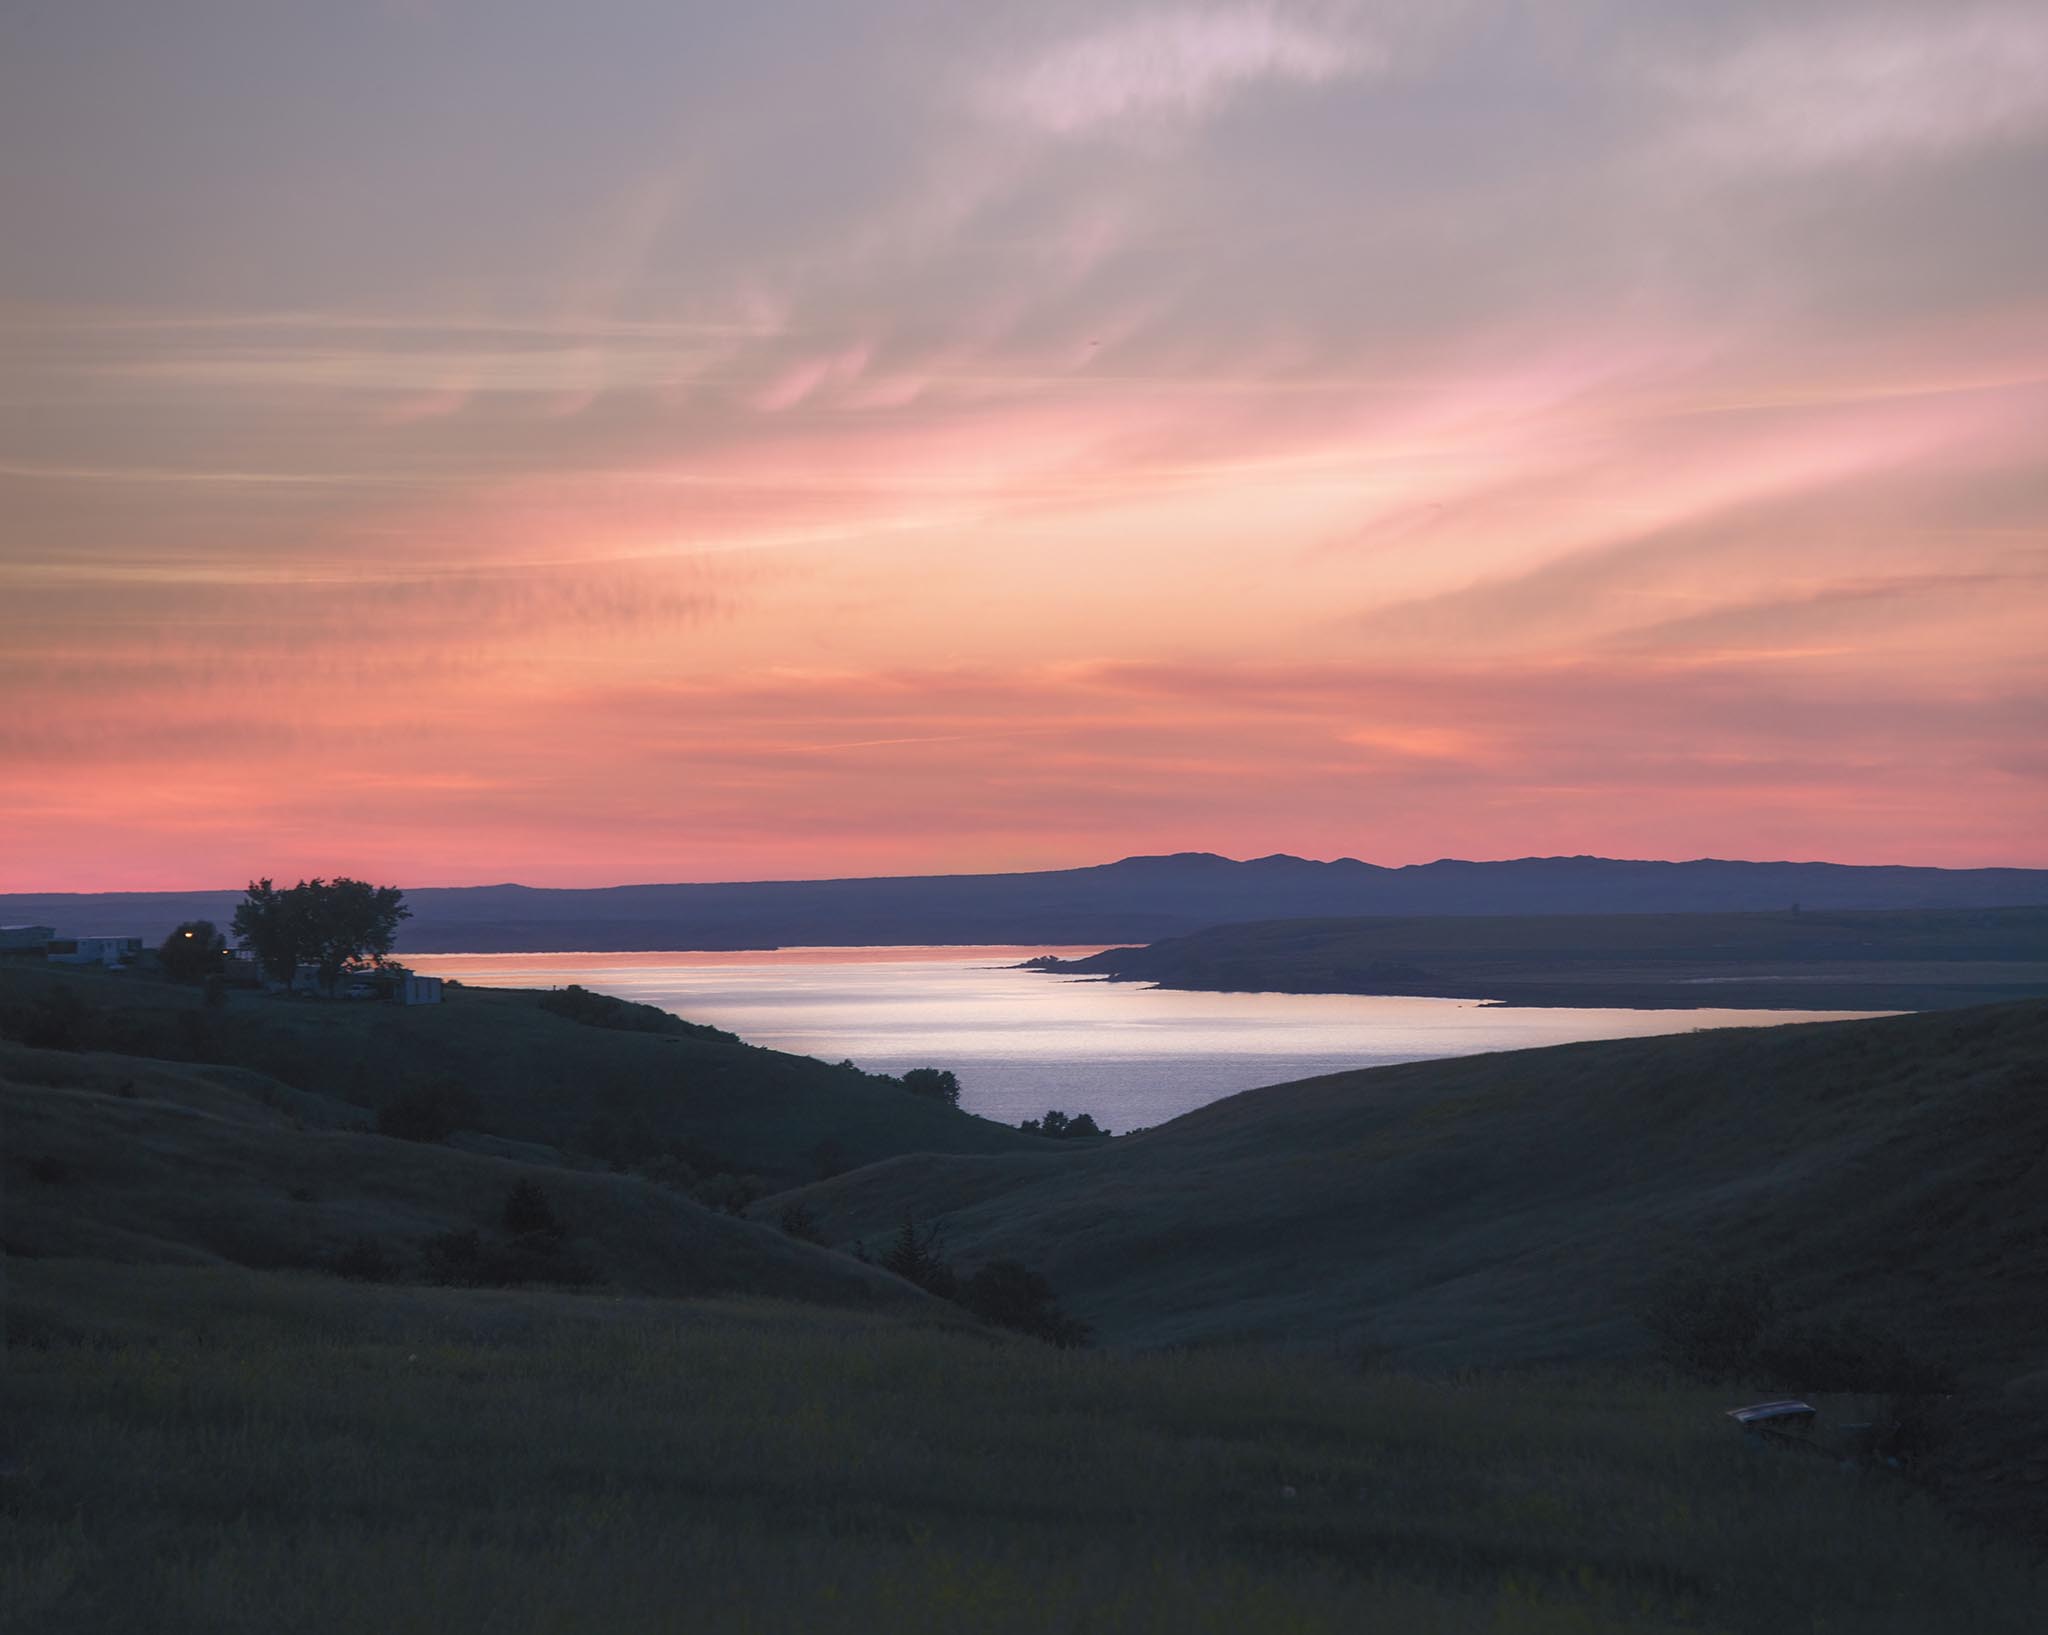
xmin=1 ymin=925 xmax=56 ymax=959
xmin=48 ymin=935 xmax=143 ymax=967
xmin=285 ymin=963 xmax=441 ymax=1005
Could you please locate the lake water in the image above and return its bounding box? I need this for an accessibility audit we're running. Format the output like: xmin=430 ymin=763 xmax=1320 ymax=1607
xmin=408 ymin=947 xmax=1884 ymax=1133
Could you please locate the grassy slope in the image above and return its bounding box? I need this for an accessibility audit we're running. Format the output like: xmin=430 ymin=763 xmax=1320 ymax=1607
xmin=0 ymin=964 xmax=1043 ymax=1184
xmin=0 ymin=1039 xmax=943 ymax=1317
xmin=6 ymin=1258 xmax=2043 ymax=1635
xmin=761 ymin=1001 xmax=2048 ymax=1373
xmin=1045 ymin=905 xmax=2048 ymax=1010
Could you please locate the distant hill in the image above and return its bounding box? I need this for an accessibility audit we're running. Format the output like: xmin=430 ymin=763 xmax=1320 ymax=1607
xmin=8 ymin=851 xmax=2048 ymax=951
xmin=760 ymin=1000 xmax=2048 ymax=1376
xmin=1037 ymin=905 xmax=2048 ymax=1011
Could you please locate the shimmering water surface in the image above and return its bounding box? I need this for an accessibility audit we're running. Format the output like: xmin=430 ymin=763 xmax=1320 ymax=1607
xmin=410 ymin=947 xmax=1883 ymax=1133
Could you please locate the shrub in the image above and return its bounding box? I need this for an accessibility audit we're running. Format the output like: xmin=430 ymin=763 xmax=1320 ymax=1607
xmin=693 ymin=1173 xmax=769 ymax=1217
xmin=13 ymin=990 xmax=88 ymax=1052
xmin=1639 ymin=1265 xmax=1779 ymax=1381
xmin=959 ymin=1260 xmax=1092 ymax=1349
xmin=333 ymin=1236 xmax=398 ymax=1282
xmin=1754 ymin=1314 xmax=1957 ymax=1396
xmin=419 ymin=1224 xmax=597 ymax=1290
xmin=778 ymin=1201 xmax=825 ymax=1243
xmin=420 ymin=1228 xmax=485 ymax=1281
xmin=880 ymin=1216 xmax=958 ymax=1300
xmin=503 ymin=1178 xmax=561 ymax=1237
xmin=1642 ymin=1263 xmax=1956 ymax=1401
xmin=632 ymin=1153 xmax=700 ymax=1191
xmin=375 ymin=1080 xmax=480 ymax=1143
xmin=27 ymin=1155 xmax=73 ymax=1185
xmin=900 ymin=1068 xmax=962 ymax=1108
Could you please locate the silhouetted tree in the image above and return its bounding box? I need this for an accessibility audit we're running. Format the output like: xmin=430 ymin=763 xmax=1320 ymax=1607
xmin=901 ymin=1067 xmax=961 ymax=1107
xmin=232 ymin=877 xmax=409 ymax=990
xmin=881 ymin=1215 xmax=957 ymax=1299
xmin=158 ymin=920 xmax=225 ymax=982
xmin=231 ymin=879 xmax=307 ymax=985
xmin=1019 ymin=1109 xmax=1110 ymax=1138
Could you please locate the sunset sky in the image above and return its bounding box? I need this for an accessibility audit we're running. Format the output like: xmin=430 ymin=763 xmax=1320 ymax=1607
xmin=3 ymin=1 xmax=2044 ymax=889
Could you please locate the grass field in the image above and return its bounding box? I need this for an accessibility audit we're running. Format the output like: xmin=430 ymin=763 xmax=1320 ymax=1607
xmin=6 ymin=1259 xmax=2043 ymax=1635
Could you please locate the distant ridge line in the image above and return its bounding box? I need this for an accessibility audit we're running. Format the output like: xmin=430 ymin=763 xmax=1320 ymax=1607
xmin=5 ymin=852 xmax=2047 ymax=954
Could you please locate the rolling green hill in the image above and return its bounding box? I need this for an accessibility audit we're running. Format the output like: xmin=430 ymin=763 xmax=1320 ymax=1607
xmin=759 ymin=1000 xmax=2048 ymax=1373
xmin=8 ymin=964 xmax=2047 ymax=1626
xmin=0 ymin=1034 xmax=947 ymax=1316
xmin=0 ymin=963 xmax=1043 ymax=1186
xmin=1034 ymin=905 xmax=2048 ymax=1010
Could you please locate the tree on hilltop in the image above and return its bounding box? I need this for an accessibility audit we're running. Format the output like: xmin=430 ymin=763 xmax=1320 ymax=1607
xmin=232 ymin=877 xmax=409 ymax=989
xmin=1019 ymin=1109 xmax=1109 ymax=1139
xmin=158 ymin=920 xmax=225 ymax=982
xmin=901 ymin=1067 xmax=962 ymax=1107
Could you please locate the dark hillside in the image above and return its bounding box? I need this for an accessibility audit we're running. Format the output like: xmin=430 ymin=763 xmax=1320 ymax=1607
xmin=1 ymin=1041 xmax=945 ymax=1315
xmin=762 ymin=1001 xmax=2048 ymax=1377
xmin=0 ymin=965 xmax=1043 ymax=1186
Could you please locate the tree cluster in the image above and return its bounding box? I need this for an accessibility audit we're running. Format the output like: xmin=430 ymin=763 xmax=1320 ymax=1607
xmin=157 ymin=920 xmax=226 ymax=982
xmin=875 ymin=1216 xmax=1090 ymax=1348
xmin=1018 ymin=1109 xmax=1109 ymax=1139
xmin=1640 ymin=1263 xmax=1956 ymax=1395
xmin=232 ymin=877 xmax=410 ymax=988
xmin=900 ymin=1067 xmax=961 ymax=1107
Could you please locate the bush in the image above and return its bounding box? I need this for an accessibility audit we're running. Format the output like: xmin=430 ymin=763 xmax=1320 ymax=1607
xmin=693 ymin=1173 xmax=769 ymax=1217
xmin=778 ymin=1201 xmax=825 ymax=1243
xmin=503 ymin=1178 xmax=561 ymax=1237
xmin=375 ymin=1080 xmax=480 ymax=1143
xmin=420 ymin=1228 xmax=484 ymax=1280
xmin=12 ymin=990 xmax=88 ymax=1052
xmin=959 ymin=1260 xmax=1092 ymax=1349
xmin=419 ymin=1224 xmax=598 ymax=1290
xmin=1641 ymin=1263 xmax=1956 ymax=1399
xmin=333 ymin=1236 xmax=398 ymax=1282
xmin=1640 ymin=1266 xmax=1779 ymax=1381
xmin=1755 ymin=1314 xmax=1957 ymax=1396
